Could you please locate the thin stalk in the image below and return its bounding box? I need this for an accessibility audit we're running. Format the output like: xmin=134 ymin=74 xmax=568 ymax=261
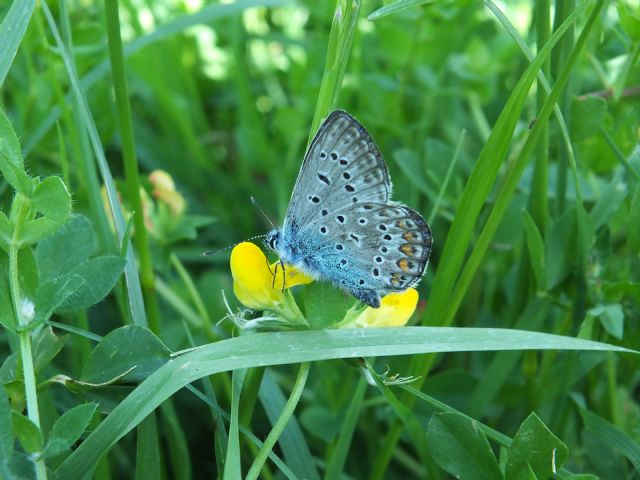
xmin=428 ymin=129 xmax=466 ymax=226
xmin=104 ymin=0 xmax=160 ymax=333
xmin=531 ymin=0 xmax=551 ymax=235
xmin=607 ymin=353 xmax=620 ymax=426
xmin=552 ymin=0 xmax=575 ymax=215
xmin=9 ymin=196 xmax=47 ymax=480
xmin=245 ymin=362 xmax=310 ymax=480
xmin=600 ymin=126 xmax=640 ymax=181
xmin=309 ymin=0 xmax=361 ymax=139
xmin=170 ymin=253 xmax=215 ymax=339
xmin=324 ymin=377 xmax=366 ymax=480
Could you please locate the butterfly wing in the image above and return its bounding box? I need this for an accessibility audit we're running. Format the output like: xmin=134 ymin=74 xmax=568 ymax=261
xmin=279 ymin=110 xmax=431 ymax=308
xmin=284 ymin=110 xmax=391 ymax=231
xmin=293 ymin=201 xmax=431 ymax=307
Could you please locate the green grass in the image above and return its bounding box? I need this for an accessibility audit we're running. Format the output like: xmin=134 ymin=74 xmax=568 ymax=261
xmin=1 ymin=1 xmax=639 ymax=479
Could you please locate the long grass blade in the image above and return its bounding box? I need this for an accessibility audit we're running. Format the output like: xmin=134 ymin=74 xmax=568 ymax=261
xmin=57 ymin=327 xmax=633 ymax=478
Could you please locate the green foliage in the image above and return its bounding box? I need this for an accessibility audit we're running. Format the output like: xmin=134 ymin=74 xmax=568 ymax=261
xmin=40 ymin=403 xmax=97 ymax=460
xmin=505 ymin=413 xmax=569 ymax=480
xmin=1 ymin=0 xmax=639 ymax=479
xmin=427 ymin=412 xmax=503 ymax=480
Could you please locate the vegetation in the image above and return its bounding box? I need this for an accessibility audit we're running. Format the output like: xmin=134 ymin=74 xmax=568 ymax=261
xmin=0 ymin=0 xmax=638 ymax=478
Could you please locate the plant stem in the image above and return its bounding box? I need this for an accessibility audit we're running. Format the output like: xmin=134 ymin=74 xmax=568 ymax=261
xmin=104 ymin=0 xmax=160 ymax=333
xmin=170 ymin=253 xmax=215 ymax=339
xmin=9 ymin=195 xmax=48 ymax=480
xmin=245 ymin=362 xmax=310 ymax=480
xmin=310 ymin=0 xmax=361 ymax=140
xmin=531 ymin=0 xmax=551 ymax=235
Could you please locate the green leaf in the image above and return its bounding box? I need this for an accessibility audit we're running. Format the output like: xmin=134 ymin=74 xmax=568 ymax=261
xmin=35 ymin=215 xmax=96 ymax=283
xmin=576 ymin=203 xmax=595 ymax=260
xmin=17 ymin=247 xmax=38 ymax=299
xmin=628 ymin=186 xmax=640 ymax=251
xmin=17 ymin=217 xmax=63 ymax=247
xmin=590 ymin=178 xmax=628 ymax=230
xmin=0 ymin=269 xmax=14 ymax=331
xmin=0 ymin=0 xmax=36 ymax=86
xmin=545 ymin=208 xmax=576 ymax=288
xmin=159 ymin=402 xmax=191 ymax=479
xmin=0 ymin=353 xmax=18 ymax=384
xmin=505 ymin=412 xmax=569 ymax=480
xmin=588 ymin=304 xmax=624 ymax=340
xmin=324 ymin=378 xmax=366 ymax=480
xmin=81 ymin=325 xmax=170 ymax=384
xmin=0 ymin=109 xmax=32 ymax=196
xmin=571 ymin=96 xmax=608 ymax=142
xmin=11 ymin=411 xmax=42 ymax=454
xmin=57 ymin=256 xmax=126 ymax=312
xmin=426 ymin=412 xmax=503 ymax=480
xmin=0 ymin=210 xmax=10 ymax=252
xmin=303 ymin=282 xmax=351 ymax=329
xmin=224 ymin=369 xmax=246 ymax=480
xmin=41 ymin=403 xmax=97 ymax=459
xmin=580 ymin=407 xmax=640 ymax=472
xmin=393 ymin=148 xmax=431 ymax=197
xmin=33 ymin=274 xmax=85 ymax=325
xmin=0 ymin=384 xmax=13 ymax=462
xmin=522 ymin=210 xmax=546 ymax=292
xmin=618 ymin=2 xmax=640 ymax=40
xmin=32 ymin=326 xmax=69 ymax=373
xmin=135 ymin=414 xmax=162 ymax=480
xmin=368 ymin=0 xmax=433 ymax=21
xmin=31 ymin=176 xmax=72 ymax=223
xmin=164 ymin=214 xmax=215 ymax=243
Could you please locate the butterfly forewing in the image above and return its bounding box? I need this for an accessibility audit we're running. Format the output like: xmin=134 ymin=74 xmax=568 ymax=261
xmin=286 ymin=111 xmax=391 ymax=228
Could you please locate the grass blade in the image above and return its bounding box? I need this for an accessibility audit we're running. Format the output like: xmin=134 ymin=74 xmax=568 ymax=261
xmin=0 ymin=0 xmax=36 ymax=86
xmin=56 ymin=327 xmax=633 ymax=478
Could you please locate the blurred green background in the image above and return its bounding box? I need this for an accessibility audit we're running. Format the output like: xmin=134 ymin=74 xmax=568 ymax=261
xmin=1 ymin=0 xmax=639 ymax=478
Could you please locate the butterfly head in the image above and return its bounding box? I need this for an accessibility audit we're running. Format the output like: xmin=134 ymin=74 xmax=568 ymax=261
xmin=265 ymin=229 xmax=281 ymax=253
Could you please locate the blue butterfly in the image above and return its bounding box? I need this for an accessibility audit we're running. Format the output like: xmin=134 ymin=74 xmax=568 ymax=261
xmin=266 ymin=110 xmax=432 ymax=308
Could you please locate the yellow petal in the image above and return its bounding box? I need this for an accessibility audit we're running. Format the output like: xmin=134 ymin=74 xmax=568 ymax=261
xmin=270 ymin=261 xmax=314 ymax=289
xmin=230 ymin=242 xmax=284 ymax=309
xmin=344 ymin=289 xmax=419 ymax=328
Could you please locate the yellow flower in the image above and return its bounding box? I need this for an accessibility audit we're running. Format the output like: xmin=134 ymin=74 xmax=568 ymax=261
xmin=339 ymin=289 xmax=419 ymax=328
xmin=149 ymin=169 xmax=186 ymax=216
xmin=230 ymin=242 xmax=313 ymax=310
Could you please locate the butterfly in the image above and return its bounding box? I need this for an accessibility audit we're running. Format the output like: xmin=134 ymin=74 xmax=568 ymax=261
xmin=266 ymin=110 xmax=432 ymax=308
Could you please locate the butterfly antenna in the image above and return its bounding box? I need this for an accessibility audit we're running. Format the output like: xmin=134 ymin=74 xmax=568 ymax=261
xmin=251 ymin=196 xmax=277 ymax=230
xmin=202 ymin=234 xmax=267 ymax=257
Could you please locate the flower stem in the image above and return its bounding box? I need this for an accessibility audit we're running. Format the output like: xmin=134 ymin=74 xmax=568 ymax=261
xmin=9 ymin=195 xmax=48 ymax=480
xmin=245 ymin=362 xmax=310 ymax=480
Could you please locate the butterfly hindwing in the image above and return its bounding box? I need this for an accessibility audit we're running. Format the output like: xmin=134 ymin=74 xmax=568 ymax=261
xmin=292 ymin=201 xmax=431 ymax=307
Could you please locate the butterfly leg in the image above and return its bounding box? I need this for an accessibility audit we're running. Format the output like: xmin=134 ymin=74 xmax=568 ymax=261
xmin=280 ymin=260 xmax=286 ymax=292
xmin=271 ymin=261 xmax=278 ymax=289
